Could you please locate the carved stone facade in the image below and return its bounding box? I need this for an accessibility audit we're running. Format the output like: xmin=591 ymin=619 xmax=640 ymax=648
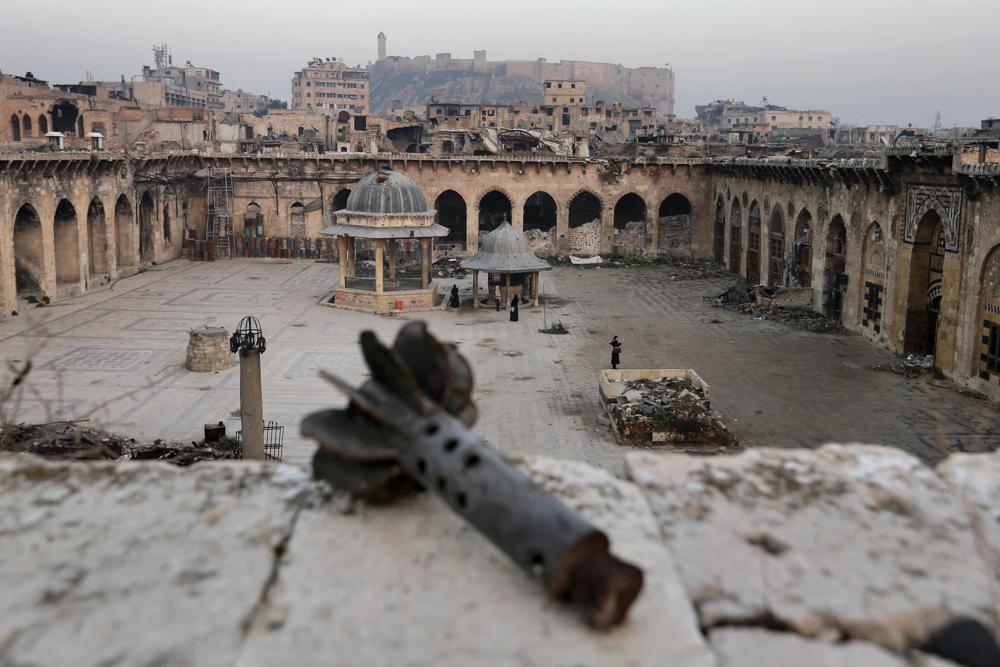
xmin=905 ymin=184 xmax=964 ymax=252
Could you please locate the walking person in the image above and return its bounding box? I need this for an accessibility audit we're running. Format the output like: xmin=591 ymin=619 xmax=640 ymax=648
xmin=610 ymin=336 xmax=622 ymax=369
xmin=509 ymin=294 xmax=519 ymax=322
xmin=449 ymin=284 xmax=460 ymax=308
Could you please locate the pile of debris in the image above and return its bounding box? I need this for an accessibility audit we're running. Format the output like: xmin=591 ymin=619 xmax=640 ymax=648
xmin=606 ymin=378 xmax=736 ymax=450
xmin=711 ymin=278 xmax=848 ymax=335
xmin=657 ymin=257 xmax=733 ymax=280
xmin=433 ymin=256 xmax=467 ymax=279
xmin=872 ymin=354 xmax=936 ymax=378
xmin=0 ymin=421 xmax=240 ymax=466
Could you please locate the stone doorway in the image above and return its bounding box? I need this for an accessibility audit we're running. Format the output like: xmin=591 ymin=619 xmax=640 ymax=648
xmin=903 ymin=210 xmax=946 ymax=356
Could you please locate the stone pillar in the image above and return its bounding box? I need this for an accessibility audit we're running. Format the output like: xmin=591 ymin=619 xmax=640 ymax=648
xmin=337 ymin=236 xmax=348 ymax=288
xmin=239 ymin=351 xmax=265 ymax=460
xmin=472 ymin=271 xmax=479 ymax=308
xmin=504 ymin=272 xmax=511 ymax=307
xmin=375 ymin=238 xmax=384 ymax=294
xmin=420 ymin=238 xmax=431 ymax=289
xmin=533 ymin=271 xmax=540 ymax=307
xmin=346 ymin=238 xmax=355 ymax=278
xmin=388 ymin=239 xmax=397 ymax=282
xmin=511 ymin=204 xmax=524 ymax=232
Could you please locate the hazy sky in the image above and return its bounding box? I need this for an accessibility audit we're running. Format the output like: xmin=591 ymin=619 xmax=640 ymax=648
xmin=2 ymin=0 xmax=997 ymax=126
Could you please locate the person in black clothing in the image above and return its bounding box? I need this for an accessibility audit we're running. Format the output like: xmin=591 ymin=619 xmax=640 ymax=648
xmin=509 ymin=294 xmax=519 ymax=321
xmin=449 ymin=284 xmax=460 ymax=308
xmin=610 ymin=336 xmax=622 ymax=369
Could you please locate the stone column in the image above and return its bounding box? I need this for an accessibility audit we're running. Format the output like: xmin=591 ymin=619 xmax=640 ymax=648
xmin=504 ymin=272 xmax=511 ymax=307
xmin=337 ymin=236 xmax=348 ymax=288
xmin=420 ymin=238 xmax=431 ymax=289
xmin=347 ymin=238 xmax=356 ymax=278
xmin=388 ymin=239 xmax=397 ymax=282
xmin=472 ymin=271 xmax=479 ymax=308
xmin=375 ymin=238 xmax=384 ymax=293
xmin=511 ymin=204 xmax=524 ymax=232
xmin=239 ymin=351 xmax=265 ymax=460
xmin=533 ymin=271 xmax=540 ymax=307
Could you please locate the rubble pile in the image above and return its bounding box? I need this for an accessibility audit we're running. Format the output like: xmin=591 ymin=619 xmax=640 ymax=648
xmin=607 ymin=378 xmax=736 ymax=449
xmin=711 ymin=280 xmax=849 ymax=335
xmin=0 ymin=422 xmax=240 ymax=466
xmin=523 ymin=228 xmax=555 ymax=256
xmin=432 ymin=256 xmax=467 ymax=278
xmin=872 ymin=354 xmax=936 ymax=378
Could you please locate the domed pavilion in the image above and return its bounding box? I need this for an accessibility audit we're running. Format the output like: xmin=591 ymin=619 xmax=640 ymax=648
xmin=461 ymin=220 xmax=551 ymax=308
xmin=321 ymin=168 xmax=448 ymax=312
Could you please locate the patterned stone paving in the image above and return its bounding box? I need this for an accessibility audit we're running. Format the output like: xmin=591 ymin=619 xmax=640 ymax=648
xmin=0 ymin=259 xmax=997 ymax=470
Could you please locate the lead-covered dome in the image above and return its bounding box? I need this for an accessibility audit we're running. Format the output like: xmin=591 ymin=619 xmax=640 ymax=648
xmin=344 ymin=168 xmax=430 ymax=215
xmin=461 ymin=222 xmax=551 ymax=273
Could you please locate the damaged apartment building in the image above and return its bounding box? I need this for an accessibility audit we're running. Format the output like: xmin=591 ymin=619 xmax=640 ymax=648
xmin=421 ymin=79 xmax=661 ymax=157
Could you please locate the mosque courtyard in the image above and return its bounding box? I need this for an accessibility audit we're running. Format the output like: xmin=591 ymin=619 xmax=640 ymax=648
xmin=1 ymin=257 xmax=997 ymax=469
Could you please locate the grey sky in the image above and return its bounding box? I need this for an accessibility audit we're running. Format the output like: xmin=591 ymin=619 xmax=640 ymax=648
xmin=2 ymin=0 xmax=997 ymax=126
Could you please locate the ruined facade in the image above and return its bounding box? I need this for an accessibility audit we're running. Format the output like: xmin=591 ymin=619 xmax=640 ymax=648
xmin=291 ymin=59 xmax=369 ymax=113
xmin=2 ymin=147 xmax=999 ymax=397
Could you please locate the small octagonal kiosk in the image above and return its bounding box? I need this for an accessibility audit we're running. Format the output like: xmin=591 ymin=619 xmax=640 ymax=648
xmin=462 ymin=221 xmax=551 ymax=308
xmin=322 ymin=168 xmax=448 ymax=312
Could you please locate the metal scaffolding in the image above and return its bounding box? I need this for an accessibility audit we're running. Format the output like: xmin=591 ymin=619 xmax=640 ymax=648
xmin=206 ymin=169 xmax=234 ymax=258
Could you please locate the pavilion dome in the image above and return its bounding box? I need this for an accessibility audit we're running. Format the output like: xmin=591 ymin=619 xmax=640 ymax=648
xmin=461 ymin=221 xmax=551 ymax=273
xmin=344 ymin=168 xmax=430 ymax=215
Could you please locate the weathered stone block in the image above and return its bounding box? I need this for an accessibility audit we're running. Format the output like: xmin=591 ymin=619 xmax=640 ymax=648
xmin=626 ymin=444 xmax=998 ymax=652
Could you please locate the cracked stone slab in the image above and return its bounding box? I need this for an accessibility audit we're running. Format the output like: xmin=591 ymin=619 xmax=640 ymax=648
xmin=626 ymin=444 xmax=998 ymax=652
xmin=239 ymin=455 xmax=716 ymax=667
xmin=709 ymin=628 xmax=959 ymax=667
xmin=938 ymin=449 xmax=1000 ymax=621
xmin=0 ymin=454 xmax=313 ymax=667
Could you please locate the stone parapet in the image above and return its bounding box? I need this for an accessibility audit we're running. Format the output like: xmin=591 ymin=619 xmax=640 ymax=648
xmin=0 ymin=444 xmax=997 ymax=665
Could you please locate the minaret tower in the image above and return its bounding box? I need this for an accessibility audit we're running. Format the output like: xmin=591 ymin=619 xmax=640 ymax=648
xmin=377 ymin=32 xmax=386 ymax=61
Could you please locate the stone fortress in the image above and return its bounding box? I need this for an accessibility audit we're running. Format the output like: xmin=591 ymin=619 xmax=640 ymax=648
xmin=369 ymin=33 xmax=675 ymax=117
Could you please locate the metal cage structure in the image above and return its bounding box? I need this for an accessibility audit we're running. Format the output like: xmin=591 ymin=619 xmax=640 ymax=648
xmin=235 ymin=420 xmax=284 ymax=461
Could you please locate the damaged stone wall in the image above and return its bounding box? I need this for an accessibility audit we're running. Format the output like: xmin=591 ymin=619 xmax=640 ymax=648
xmin=568 ymin=219 xmax=602 ymax=256
xmin=613 ymin=220 xmax=646 ymax=256
xmin=657 ymin=214 xmax=693 ymax=258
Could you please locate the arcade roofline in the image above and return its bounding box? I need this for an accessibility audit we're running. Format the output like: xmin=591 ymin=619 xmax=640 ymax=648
xmin=1 ymin=147 xmax=998 ymax=181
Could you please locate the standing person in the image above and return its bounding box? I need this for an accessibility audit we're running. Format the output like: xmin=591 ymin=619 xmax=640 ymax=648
xmin=449 ymin=284 xmax=460 ymax=308
xmin=494 ymin=285 xmax=501 ymax=311
xmin=610 ymin=336 xmax=622 ymax=369
xmin=509 ymin=294 xmax=519 ymax=322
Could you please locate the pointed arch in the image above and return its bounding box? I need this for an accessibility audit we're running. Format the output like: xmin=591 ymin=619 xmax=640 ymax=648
xmin=729 ymin=197 xmax=742 ymax=273
xmin=434 ymin=190 xmax=467 ymax=248
xmin=824 ymin=214 xmax=848 ymax=320
xmin=54 ymin=199 xmax=81 ymax=288
xmin=139 ymin=192 xmax=155 ymax=262
xmin=477 ymin=190 xmax=512 ymax=233
xmin=767 ymin=208 xmax=785 ymax=285
xmin=115 ymin=193 xmax=135 ymax=268
xmin=87 ymin=197 xmax=109 ymax=275
xmin=746 ymin=200 xmax=761 ymax=284
xmin=713 ymin=195 xmax=726 ymax=264
xmin=13 ymin=203 xmax=44 ymax=296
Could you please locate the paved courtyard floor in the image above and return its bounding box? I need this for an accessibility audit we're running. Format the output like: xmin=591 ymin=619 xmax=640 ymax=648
xmin=1 ymin=258 xmax=997 ymax=469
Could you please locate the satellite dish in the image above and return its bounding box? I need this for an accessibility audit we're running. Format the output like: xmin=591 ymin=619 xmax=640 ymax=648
xmin=193 ymin=168 xmax=210 ymax=178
